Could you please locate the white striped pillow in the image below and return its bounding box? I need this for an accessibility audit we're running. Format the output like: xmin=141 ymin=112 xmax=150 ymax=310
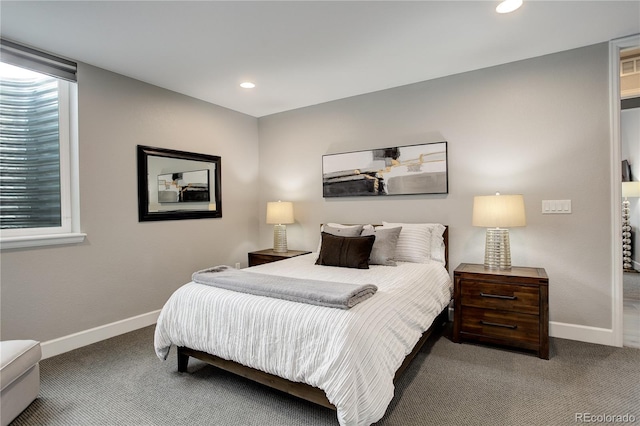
xmin=429 ymin=223 xmax=446 ymax=265
xmin=382 ymin=222 xmax=432 ymax=263
xmin=381 ymin=222 xmax=445 ymax=264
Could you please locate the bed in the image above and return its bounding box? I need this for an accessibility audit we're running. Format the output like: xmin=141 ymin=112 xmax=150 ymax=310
xmin=154 ymin=223 xmax=451 ymax=426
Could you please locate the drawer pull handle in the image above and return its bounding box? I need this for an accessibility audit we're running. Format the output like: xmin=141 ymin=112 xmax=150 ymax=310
xmin=480 ymin=292 xmax=517 ymax=300
xmin=480 ymin=321 xmax=517 ymax=329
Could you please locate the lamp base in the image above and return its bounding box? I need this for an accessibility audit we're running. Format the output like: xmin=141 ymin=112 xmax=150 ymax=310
xmin=623 ymin=199 xmax=633 ymax=270
xmin=484 ymin=228 xmax=511 ymax=269
xmin=273 ymin=224 xmax=288 ymax=253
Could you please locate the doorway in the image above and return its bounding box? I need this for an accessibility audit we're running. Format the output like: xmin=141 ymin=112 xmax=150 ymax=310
xmin=612 ymin=35 xmax=640 ymax=348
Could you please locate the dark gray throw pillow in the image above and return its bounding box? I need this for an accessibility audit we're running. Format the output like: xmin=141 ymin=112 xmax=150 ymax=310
xmin=315 ymin=232 xmax=375 ymax=269
xmin=361 ymin=226 xmax=402 ymax=266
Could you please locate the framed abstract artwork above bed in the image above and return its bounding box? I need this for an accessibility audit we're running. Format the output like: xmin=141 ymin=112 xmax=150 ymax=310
xmin=322 ymin=141 xmax=448 ymax=197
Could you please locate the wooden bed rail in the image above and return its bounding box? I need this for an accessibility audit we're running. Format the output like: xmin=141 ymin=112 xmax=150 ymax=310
xmin=177 ymin=309 xmax=448 ymax=411
xmin=178 ymin=346 xmax=336 ymax=410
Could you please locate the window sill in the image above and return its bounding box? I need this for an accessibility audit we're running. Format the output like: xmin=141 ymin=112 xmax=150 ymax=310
xmin=1 ymin=232 xmax=86 ymax=250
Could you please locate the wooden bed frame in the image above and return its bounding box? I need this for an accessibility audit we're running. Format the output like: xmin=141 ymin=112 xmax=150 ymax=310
xmin=177 ymin=226 xmax=449 ymax=411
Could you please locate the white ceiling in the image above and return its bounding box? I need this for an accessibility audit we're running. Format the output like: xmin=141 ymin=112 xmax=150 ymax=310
xmin=1 ymin=1 xmax=639 ymax=118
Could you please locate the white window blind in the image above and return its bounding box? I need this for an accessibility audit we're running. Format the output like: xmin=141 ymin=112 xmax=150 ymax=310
xmin=0 ymin=39 xmax=84 ymax=248
xmin=0 ymin=39 xmax=77 ymax=82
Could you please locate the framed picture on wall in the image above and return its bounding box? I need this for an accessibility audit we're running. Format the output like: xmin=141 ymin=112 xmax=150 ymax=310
xmin=322 ymin=141 xmax=448 ymax=197
xmin=137 ymin=145 xmax=222 ymax=221
xmin=622 ymin=159 xmax=632 ymax=182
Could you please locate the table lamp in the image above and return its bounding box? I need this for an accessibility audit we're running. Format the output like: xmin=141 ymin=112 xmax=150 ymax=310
xmin=472 ymin=193 xmax=526 ymax=269
xmin=266 ymin=201 xmax=294 ymax=253
xmin=622 ymin=181 xmax=640 ymax=271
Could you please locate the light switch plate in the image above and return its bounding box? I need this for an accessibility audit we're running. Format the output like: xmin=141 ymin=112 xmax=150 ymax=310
xmin=542 ymin=200 xmax=572 ymax=214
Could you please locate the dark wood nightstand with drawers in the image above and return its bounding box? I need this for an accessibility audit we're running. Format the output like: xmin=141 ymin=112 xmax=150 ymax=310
xmin=248 ymin=249 xmax=312 ymax=267
xmin=453 ymin=263 xmax=549 ymax=359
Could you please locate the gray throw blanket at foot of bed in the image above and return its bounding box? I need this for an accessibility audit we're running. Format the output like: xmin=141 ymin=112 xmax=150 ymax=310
xmin=192 ymin=266 xmax=377 ymax=309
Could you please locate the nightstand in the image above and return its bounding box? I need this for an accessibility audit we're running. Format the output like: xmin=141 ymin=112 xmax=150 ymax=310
xmin=248 ymin=249 xmax=312 ymax=267
xmin=453 ymin=263 xmax=549 ymax=359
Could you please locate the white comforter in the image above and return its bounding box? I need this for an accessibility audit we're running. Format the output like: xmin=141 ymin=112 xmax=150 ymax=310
xmin=154 ymin=254 xmax=452 ymax=426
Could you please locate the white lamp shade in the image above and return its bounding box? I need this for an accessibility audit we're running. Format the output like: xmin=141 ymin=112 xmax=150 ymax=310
xmin=622 ymin=181 xmax=640 ymax=198
xmin=266 ymin=201 xmax=294 ymax=224
xmin=472 ymin=194 xmax=526 ymax=228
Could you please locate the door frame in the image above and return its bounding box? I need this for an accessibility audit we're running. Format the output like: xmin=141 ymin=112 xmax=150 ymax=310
xmin=609 ymin=34 xmax=640 ymax=347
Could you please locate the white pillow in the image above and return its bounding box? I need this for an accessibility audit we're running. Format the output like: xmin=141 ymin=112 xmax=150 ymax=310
xmin=382 ymin=222 xmax=431 ymax=263
xmin=316 ymin=223 xmax=366 ymax=253
xmin=428 ymin=223 xmax=446 ymax=265
xmin=325 ymin=223 xmax=364 ymax=236
xmin=381 ymin=222 xmax=445 ymax=264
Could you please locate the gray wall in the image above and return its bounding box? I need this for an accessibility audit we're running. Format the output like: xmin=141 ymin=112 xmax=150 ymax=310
xmin=258 ymin=43 xmax=613 ymax=329
xmin=0 ymin=43 xmax=617 ymax=343
xmin=1 ymin=64 xmax=260 ymax=342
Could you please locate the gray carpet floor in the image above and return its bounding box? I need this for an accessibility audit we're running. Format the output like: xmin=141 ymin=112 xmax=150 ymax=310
xmin=11 ymin=324 xmax=640 ymax=426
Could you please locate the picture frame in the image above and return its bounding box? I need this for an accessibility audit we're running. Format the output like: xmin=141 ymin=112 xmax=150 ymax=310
xmin=137 ymin=145 xmax=222 ymax=221
xmin=322 ymin=141 xmax=448 ymax=197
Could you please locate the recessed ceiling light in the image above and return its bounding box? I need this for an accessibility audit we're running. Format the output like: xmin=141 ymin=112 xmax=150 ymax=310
xmin=496 ymin=0 xmax=523 ymax=14
xmin=240 ymin=82 xmax=256 ymax=89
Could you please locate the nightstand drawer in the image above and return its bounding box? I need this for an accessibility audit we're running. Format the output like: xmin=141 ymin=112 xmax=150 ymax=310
xmin=460 ymin=307 xmax=540 ymax=346
xmin=461 ymin=280 xmax=539 ymax=315
xmin=249 ymin=254 xmax=280 ymax=266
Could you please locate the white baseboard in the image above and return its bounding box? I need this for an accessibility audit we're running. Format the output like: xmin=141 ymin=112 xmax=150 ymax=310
xmin=40 ymin=310 xmax=161 ymax=359
xmin=550 ymin=321 xmax=620 ymax=347
xmin=38 ymin=313 xmax=621 ymax=359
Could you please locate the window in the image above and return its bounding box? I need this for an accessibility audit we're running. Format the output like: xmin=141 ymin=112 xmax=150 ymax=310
xmin=621 ymin=57 xmax=640 ymax=76
xmin=0 ymin=39 xmax=84 ymax=249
